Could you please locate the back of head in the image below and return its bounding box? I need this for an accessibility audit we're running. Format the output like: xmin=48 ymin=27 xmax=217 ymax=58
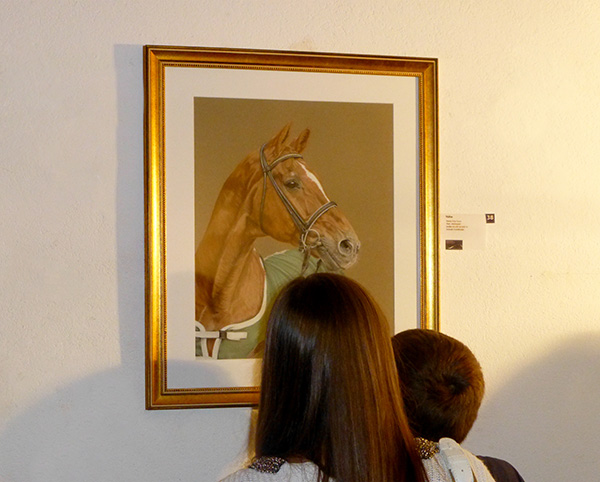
xmin=255 ymin=273 xmax=426 ymax=482
xmin=391 ymin=329 xmax=484 ymax=443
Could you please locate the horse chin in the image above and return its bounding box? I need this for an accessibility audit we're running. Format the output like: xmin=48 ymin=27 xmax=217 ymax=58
xmin=315 ymin=245 xmax=358 ymax=272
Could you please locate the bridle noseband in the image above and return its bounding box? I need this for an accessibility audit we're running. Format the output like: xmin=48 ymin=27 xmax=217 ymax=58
xmin=259 ymin=143 xmax=337 ymax=274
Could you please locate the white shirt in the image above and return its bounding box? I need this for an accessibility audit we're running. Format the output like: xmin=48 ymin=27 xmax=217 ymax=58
xmin=423 ymin=450 xmax=496 ymax=482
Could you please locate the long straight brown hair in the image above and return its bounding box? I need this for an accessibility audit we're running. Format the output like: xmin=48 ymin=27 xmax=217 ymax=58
xmin=254 ymin=273 xmax=427 ymax=482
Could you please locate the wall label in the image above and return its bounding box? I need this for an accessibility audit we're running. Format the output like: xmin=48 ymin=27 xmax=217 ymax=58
xmin=442 ymin=213 xmax=494 ymax=250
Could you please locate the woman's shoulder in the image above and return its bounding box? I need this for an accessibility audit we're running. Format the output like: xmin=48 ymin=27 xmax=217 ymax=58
xmin=219 ymin=457 xmax=323 ymax=482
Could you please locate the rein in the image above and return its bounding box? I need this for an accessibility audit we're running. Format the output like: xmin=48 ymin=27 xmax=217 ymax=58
xmin=259 ymin=143 xmax=337 ymax=274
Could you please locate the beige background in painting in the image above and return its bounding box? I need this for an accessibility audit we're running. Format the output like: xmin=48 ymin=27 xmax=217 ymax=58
xmin=194 ymin=98 xmax=396 ymax=325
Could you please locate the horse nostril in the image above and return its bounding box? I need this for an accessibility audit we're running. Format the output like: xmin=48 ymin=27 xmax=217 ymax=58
xmin=338 ymin=238 xmax=356 ymax=256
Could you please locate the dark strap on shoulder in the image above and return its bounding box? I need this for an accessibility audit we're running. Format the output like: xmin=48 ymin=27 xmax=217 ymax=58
xmin=477 ymin=456 xmax=525 ymax=482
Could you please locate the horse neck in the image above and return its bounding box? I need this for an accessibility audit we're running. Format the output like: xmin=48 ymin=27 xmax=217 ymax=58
xmin=196 ymin=159 xmax=263 ymax=299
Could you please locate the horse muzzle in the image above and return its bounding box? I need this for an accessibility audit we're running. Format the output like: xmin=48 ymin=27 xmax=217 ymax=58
xmin=316 ymin=233 xmax=360 ymax=271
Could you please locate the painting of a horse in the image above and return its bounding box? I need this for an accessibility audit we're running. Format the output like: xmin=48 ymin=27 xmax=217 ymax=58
xmin=195 ymin=124 xmax=360 ymax=359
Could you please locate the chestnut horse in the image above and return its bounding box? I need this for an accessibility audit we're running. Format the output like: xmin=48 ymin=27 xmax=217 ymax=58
xmin=195 ymin=124 xmax=360 ymax=358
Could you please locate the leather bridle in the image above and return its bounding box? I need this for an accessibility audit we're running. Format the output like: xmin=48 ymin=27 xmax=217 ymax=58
xmin=259 ymin=143 xmax=337 ymax=274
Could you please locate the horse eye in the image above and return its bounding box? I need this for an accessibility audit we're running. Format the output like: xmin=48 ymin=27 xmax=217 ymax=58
xmin=284 ymin=178 xmax=301 ymax=190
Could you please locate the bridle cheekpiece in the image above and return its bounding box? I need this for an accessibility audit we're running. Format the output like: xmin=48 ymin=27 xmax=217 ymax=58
xmin=259 ymin=143 xmax=337 ymax=274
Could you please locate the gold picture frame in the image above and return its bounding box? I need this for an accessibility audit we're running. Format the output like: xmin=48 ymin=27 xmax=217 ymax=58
xmin=144 ymin=46 xmax=439 ymax=409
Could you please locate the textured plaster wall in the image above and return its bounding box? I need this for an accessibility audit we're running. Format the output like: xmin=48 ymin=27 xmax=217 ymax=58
xmin=1 ymin=1 xmax=599 ymax=481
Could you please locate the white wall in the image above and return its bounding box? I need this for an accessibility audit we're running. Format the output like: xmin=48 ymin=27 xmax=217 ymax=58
xmin=2 ymin=1 xmax=599 ymax=481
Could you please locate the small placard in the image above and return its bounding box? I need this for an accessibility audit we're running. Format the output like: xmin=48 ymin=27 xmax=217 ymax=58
xmin=442 ymin=214 xmax=492 ymax=250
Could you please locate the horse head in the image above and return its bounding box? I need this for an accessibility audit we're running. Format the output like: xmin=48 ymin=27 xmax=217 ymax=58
xmin=255 ymin=124 xmax=360 ymax=271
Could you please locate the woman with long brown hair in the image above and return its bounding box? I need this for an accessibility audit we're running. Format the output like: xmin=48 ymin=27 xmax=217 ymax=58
xmin=220 ymin=273 xmax=427 ymax=482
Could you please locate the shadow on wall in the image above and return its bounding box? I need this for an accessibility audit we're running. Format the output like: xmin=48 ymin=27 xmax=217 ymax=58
xmin=0 ymin=44 xmax=253 ymax=482
xmin=473 ymin=332 xmax=600 ymax=480
xmin=0 ymin=367 xmax=252 ymax=481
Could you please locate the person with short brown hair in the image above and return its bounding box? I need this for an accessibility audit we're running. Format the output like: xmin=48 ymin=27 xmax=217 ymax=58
xmin=392 ymin=329 xmax=525 ymax=481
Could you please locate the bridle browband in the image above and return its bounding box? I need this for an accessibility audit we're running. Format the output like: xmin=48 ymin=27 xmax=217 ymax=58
xmin=259 ymin=143 xmax=338 ymax=274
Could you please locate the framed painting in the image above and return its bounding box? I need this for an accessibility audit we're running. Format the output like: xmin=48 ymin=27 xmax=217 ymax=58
xmin=144 ymin=46 xmax=439 ymax=409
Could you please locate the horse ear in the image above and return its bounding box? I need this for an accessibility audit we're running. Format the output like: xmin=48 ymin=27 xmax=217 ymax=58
xmin=266 ymin=124 xmax=292 ymax=153
xmin=291 ymin=128 xmax=310 ymax=153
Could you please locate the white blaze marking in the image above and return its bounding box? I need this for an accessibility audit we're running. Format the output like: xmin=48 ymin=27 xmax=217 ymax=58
xmin=299 ymin=164 xmax=330 ymax=202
